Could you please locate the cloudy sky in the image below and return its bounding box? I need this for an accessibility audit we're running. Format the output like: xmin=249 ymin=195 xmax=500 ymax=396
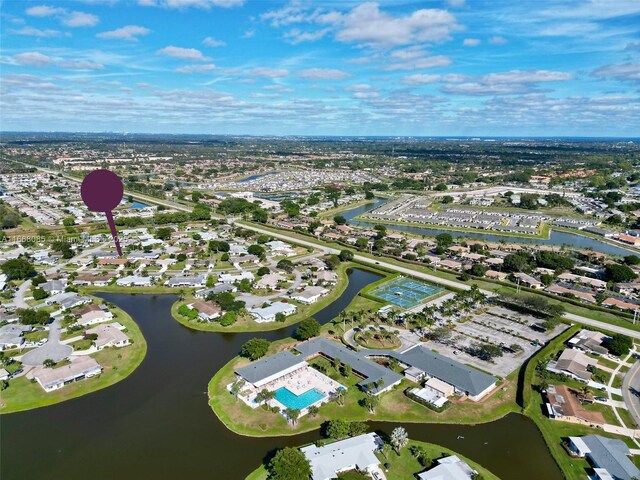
xmin=1 ymin=0 xmax=639 ymax=136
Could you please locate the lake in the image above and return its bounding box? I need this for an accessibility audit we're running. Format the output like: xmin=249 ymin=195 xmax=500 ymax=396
xmin=0 ymin=268 xmax=562 ymax=480
xmin=342 ymin=197 xmax=635 ymax=257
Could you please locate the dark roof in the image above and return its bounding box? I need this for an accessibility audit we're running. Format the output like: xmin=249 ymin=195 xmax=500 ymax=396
xmin=581 ymin=435 xmax=640 ymax=480
xmin=388 ymin=345 xmax=498 ymax=397
xmin=235 ymin=351 xmax=305 ymax=385
xmin=295 ymin=337 xmax=403 ymax=393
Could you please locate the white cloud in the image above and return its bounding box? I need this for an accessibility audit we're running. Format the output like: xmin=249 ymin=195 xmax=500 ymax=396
xmin=297 ymin=68 xmax=351 ymax=81
xmin=176 ymin=63 xmax=217 ymax=73
xmin=384 ymin=55 xmax=451 ymax=71
xmin=540 ymin=0 xmax=640 ymax=20
xmin=25 ymin=5 xmax=99 ymax=28
xmin=25 ymin=5 xmax=65 ymax=17
xmin=463 ymin=38 xmax=480 ymax=46
xmin=447 ymin=0 xmax=465 ymax=7
xmin=441 ymin=69 xmax=573 ymax=95
xmin=284 ymin=28 xmax=331 ymax=44
xmin=13 ymin=52 xmax=53 ymax=67
xmin=488 ymin=35 xmax=507 ymax=44
xmin=62 ymin=11 xmax=99 ymax=27
xmin=250 ymin=67 xmax=289 ymax=78
xmin=402 ymin=74 xmax=442 ymax=85
xmin=58 ymin=60 xmax=104 ymax=69
xmin=157 ymin=46 xmax=212 ymax=61
xmin=13 ymin=27 xmax=67 ymax=37
xmin=592 ymin=63 xmax=640 ymax=82
xmin=242 ymin=29 xmax=256 ymax=39
xmin=203 ymin=37 xmax=226 ymax=47
xmin=97 ymin=25 xmax=150 ymax=41
xmin=138 ymin=0 xmax=244 ymax=9
xmin=335 ymin=3 xmax=461 ymax=47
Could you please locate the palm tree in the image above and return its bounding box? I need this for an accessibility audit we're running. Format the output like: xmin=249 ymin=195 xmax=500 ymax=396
xmin=391 ymin=426 xmax=409 ymax=454
xmin=335 ymin=389 xmax=345 ymax=407
xmin=285 ymin=408 xmax=301 ymax=426
xmin=230 ymin=379 xmax=245 ymax=401
xmin=381 ymin=443 xmax=393 ymax=460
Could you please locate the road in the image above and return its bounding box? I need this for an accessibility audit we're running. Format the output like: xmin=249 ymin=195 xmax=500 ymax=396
xmin=623 ymin=359 xmax=640 ymax=430
xmin=239 ymin=222 xmax=640 ymax=340
xmin=21 ymin=317 xmax=72 ymax=366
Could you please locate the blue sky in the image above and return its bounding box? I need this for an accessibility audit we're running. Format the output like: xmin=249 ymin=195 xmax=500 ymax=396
xmin=1 ymin=0 xmax=639 ymax=136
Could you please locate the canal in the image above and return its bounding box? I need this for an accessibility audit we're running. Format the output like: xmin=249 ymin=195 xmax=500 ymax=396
xmin=343 ymin=197 xmax=635 ymax=257
xmin=0 ymin=268 xmax=563 ymax=480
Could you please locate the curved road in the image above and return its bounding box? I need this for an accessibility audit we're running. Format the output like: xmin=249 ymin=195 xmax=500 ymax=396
xmin=623 ymin=360 xmax=640 ymax=428
xmin=238 ymin=221 xmax=640 ymax=340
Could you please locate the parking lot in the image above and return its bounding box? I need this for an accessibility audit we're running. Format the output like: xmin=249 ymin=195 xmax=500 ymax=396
xmin=423 ymin=306 xmax=565 ymax=377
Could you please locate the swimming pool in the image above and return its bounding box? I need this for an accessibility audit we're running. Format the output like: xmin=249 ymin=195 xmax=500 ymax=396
xmin=274 ymin=387 xmax=325 ymax=410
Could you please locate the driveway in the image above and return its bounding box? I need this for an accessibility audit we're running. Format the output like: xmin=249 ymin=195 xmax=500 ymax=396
xmin=21 ymin=317 xmax=72 ymax=366
xmin=623 ymin=359 xmax=640 ymax=428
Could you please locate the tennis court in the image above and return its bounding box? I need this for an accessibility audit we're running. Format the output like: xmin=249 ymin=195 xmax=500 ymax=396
xmin=369 ymin=276 xmax=443 ymax=309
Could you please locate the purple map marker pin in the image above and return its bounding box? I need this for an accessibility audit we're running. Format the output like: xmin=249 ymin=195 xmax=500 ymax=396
xmin=81 ymin=169 xmax=124 ymax=256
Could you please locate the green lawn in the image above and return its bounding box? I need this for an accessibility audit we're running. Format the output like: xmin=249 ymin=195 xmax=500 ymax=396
xmin=0 ymin=301 xmax=147 ymax=414
xmin=171 ymin=262 xmax=384 ymax=333
xmin=244 ymin=439 xmax=500 ymax=480
xmin=208 ymin=330 xmax=518 ymax=437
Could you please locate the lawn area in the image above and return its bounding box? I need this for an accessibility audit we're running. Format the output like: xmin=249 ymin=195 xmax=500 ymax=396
xmin=208 ymin=330 xmax=518 ymax=437
xmin=377 ymin=440 xmax=500 ymax=480
xmin=522 ymin=325 xmax=636 ymax=480
xmin=0 ymin=301 xmax=147 ymax=414
xmin=243 ymin=439 xmax=499 ymax=480
xmin=23 ymin=329 xmax=48 ymax=343
xmin=171 ymin=262 xmax=374 ymax=333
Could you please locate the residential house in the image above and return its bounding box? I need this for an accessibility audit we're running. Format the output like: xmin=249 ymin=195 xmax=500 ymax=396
xmin=290 ymin=286 xmax=328 ymax=304
xmin=418 ymin=455 xmax=477 ymax=480
xmin=86 ymin=324 xmax=130 ymax=350
xmin=568 ymin=435 xmax=640 ymax=480
xmin=33 ymin=356 xmax=102 ymax=392
xmin=301 ymin=433 xmax=383 ymax=480
xmin=116 ymin=275 xmax=153 ymax=287
xmin=249 ymin=302 xmax=296 ymax=323
xmin=188 ymin=301 xmax=222 ymax=321
xmin=547 ymin=348 xmax=597 ymax=382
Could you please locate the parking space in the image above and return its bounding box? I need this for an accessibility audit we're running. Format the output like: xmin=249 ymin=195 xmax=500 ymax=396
xmin=423 ymin=306 xmax=566 ymax=378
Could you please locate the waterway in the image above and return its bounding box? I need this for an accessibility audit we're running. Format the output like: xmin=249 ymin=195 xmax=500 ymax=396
xmin=238 ymin=172 xmax=276 ymax=183
xmin=0 ymin=268 xmax=562 ymax=480
xmin=130 ymin=200 xmax=149 ymax=209
xmin=342 ymin=197 xmax=635 ymax=257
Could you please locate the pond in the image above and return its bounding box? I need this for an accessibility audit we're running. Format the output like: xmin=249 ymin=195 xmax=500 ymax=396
xmin=0 ymin=269 xmax=562 ymax=480
xmin=341 ymin=197 xmax=635 ymax=257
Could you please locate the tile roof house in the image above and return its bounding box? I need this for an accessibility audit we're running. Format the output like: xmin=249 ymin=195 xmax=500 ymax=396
xmin=548 ymin=348 xmax=597 ymax=382
xmin=86 ymin=324 xmax=130 ymax=350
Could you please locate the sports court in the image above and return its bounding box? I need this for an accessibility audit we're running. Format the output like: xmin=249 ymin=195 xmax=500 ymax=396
xmin=369 ymin=276 xmax=443 ymax=309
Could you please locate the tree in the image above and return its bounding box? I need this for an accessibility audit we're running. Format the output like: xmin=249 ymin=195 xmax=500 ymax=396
xmin=435 ymin=233 xmax=453 ymax=249
xmin=434 ymin=183 xmax=447 ymax=191
xmin=247 ymin=244 xmax=265 ymax=257
xmin=190 ymin=203 xmax=211 ymax=221
xmin=240 ymin=338 xmax=270 ymax=360
xmin=296 ymin=318 xmax=321 ymax=340
xmin=325 ymin=419 xmax=350 ymax=439
xmin=472 ymin=343 xmax=503 ymax=361
xmin=325 ymin=255 xmax=341 ymax=270
xmin=285 ymin=408 xmax=301 ymax=425
xmin=281 ymin=200 xmax=300 ymax=217
xmin=219 ymin=311 xmax=237 ymax=326
xmin=257 ymin=266 xmax=270 ymax=277
xmin=308 ymin=405 xmax=319 ymax=417
xmin=339 ymin=250 xmax=354 ymax=261
xmin=155 ymin=227 xmax=173 ymax=240
xmin=268 ymin=448 xmax=311 ymax=480
xmin=230 ymin=379 xmax=245 ymax=401
xmin=43 ymin=359 xmax=55 ymax=368
xmin=334 ymin=215 xmax=347 ymax=225
xmin=605 ymin=264 xmax=637 ymax=283
xmin=1 ymin=258 xmax=36 ymax=280
xmin=390 ymin=427 xmax=409 ymax=453
xmin=470 ymin=264 xmax=487 ymax=277
xmin=277 ymin=259 xmax=294 ymax=273
xmin=607 ymin=334 xmax=633 ymax=357
xmin=62 ymin=217 xmax=75 ymax=227
xmin=503 ymin=253 xmax=532 ymax=273
xmin=18 ymin=308 xmax=50 ymax=325
xmin=624 ymin=255 xmax=640 ymax=266
xmin=360 ymin=393 xmax=379 ymax=413
xmin=32 ymin=288 xmax=48 ymax=300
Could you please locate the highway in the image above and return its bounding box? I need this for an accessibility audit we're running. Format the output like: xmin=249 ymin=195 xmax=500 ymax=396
xmin=239 ymin=221 xmax=640 ymax=340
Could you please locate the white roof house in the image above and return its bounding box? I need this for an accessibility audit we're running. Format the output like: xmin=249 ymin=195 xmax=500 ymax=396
xmin=290 ymin=286 xmax=328 ymax=304
xmin=86 ymin=324 xmax=130 ymax=350
xmin=218 ymin=271 xmax=255 ymax=284
xmin=33 ymin=356 xmax=102 ymax=392
xmin=418 ymin=455 xmax=477 ymax=480
xmin=77 ymin=310 xmax=113 ymax=327
xmin=249 ymin=302 xmax=296 ymax=323
xmin=301 ymin=433 xmax=383 ymax=480
xmin=116 ymin=275 xmax=153 ymax=287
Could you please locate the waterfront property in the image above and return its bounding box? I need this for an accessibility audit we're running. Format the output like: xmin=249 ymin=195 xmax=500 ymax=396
xmin=248 ymin=302 xmax=297 ymax=323
xmin=32 ymin=356 xmax=102 ymax=392
xmin=546 ymin=348 xmax=598 ymax=383
xmin=568 ymin=435 xmax=640 ymax=480
xmin=418 ymin=455 xmax=477 ymax=480
xmin=300 ymin=432 xmax=383 ymax=480
xmin=368 ymin=276 xmax=443 ymax=310
xmin=232 ymin=350 xmax=343 ymax=417
xmin=85 ymin=324 xmax=131 ymax=350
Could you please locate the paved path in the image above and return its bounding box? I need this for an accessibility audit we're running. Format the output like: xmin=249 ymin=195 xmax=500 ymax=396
xmin=238 ymin=222 xmax=640 ymax=339
xmin=623 ymin=358 xmax=640 ymax=430
xmin=21 ymin=317 xmax=72 ymax=366
xmin=13 ymin=279 xmax=32 ymax=309
xmin=607 ymin=348 xmax=639 ymax=447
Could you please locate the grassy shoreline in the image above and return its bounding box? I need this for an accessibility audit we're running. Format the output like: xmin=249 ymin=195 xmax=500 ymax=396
xmin=0 ymin=298 xmax=147 ymax=414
